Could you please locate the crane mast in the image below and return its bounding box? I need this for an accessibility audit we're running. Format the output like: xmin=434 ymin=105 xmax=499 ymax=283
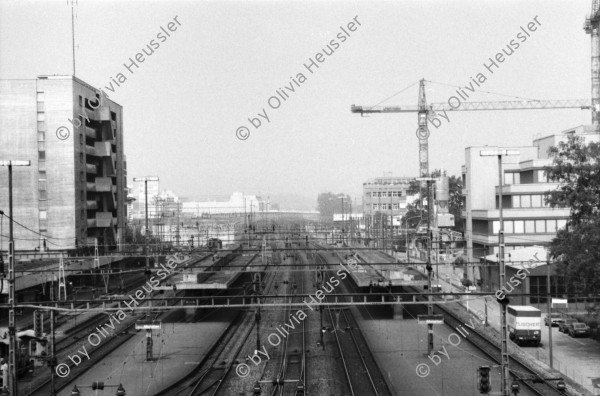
xmin=585 ymin=0 xmax=600 ymax=128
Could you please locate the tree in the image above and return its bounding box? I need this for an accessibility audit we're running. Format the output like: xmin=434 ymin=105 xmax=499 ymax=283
xmin=544 ymin=135 xmax=600 ymax=226
xmin=545 ymin=135 xmax=600 ymax=296
xmin=316 ymin=192 xmax=352 ymax=222
xmin=405 ymin=169 xmax=463 ymax=232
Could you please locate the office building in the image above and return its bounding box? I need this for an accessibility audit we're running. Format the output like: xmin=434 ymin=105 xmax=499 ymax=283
xmin=462 ymin=125 xmax=599 ymax=276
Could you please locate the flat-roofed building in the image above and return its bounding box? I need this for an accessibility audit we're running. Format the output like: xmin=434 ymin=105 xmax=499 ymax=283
xmin=0 ymin=76 xmax=125 ymax=252
xmin=462 ymin=125 xmax=599 ymax=282
xmin=362 ymin=175 xmax=415 ymax=246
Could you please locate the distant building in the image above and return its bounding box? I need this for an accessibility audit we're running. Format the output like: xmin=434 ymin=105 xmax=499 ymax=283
xmin=363 ymin=176 xmax=414 ymax=217
xmin=0 ymin=76 xmax=126 ymax=252
xmin=362 ymin=176 xmax=415 ymax=243
xmin=128 ymin=179 xmax=161 ymax=221
xmin=462 ymin=125 xmax=599 ymax=280
xmin=181 ymin=192 xmax=266 ymax=217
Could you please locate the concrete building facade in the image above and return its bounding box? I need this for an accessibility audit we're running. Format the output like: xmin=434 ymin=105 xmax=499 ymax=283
xmin=462 ymin=125 xmax=599 ymax=281
xmin=362 ymin=175 xmax=415 ymax=249
xmin=363 ymin=176 xmax=414 ymax=217
xmin=0 ymin=76 xmax=125 ymax=252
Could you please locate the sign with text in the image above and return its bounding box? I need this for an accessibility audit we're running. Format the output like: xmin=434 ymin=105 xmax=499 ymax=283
xmin=552 ymin=298 xmax=568 ymax=308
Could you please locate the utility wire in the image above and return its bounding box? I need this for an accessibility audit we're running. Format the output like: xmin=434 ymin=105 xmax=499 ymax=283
xmin=366 ymin=80 xmax=421 ymax=110
xmin=425 ymin=79 xmax=540 ymax=102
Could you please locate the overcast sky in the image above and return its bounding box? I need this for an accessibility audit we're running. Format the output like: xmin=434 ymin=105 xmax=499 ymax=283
xmin=0 ymin=0 xmax=592 ymax=208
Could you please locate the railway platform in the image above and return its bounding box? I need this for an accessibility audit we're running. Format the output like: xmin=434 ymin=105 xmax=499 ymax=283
xmin=56 ymin=311 xmax=237 ymax=396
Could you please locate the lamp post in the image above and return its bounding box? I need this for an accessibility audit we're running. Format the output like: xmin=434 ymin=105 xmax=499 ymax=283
xmin=133 ymin=177 xmax=159 ymax=273
xmin=0 ymin=159 xmax=31 ymax=396
xmin=377 ymin=192 xmax=382 ymax=250
xmin=132 ymin=176 xmax=158 ymax=324
xmin=480 ymin=149 xmax=519 ymax=396
xmin=546 ymin=251 xmax=554 ymax=368
xmin=417 ymin=177 xmax=435 ymax=355
xmin=340 ymin=196 xmax=345 ymax=246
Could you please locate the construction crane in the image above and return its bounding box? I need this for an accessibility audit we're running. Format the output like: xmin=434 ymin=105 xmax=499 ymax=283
xmin=584 ymin=0 xmax=600 ymax=127
xmin=351 ymin=79 xmax=592 ymax=181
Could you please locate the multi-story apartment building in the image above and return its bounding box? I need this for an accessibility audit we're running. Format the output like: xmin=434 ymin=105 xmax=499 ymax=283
xmin=0 ymin=76 xmax=125 ymax=252
xmin=462 ymin=125 xmax=599 ymax=275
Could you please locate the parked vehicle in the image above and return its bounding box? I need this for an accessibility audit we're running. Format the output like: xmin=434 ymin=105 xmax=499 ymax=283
xmin=544 ymin=313 xmax=564 ymax=327
xmin=507 ymin=305 xmax=542 ymax=346
xmin=558 ymin=319 xmax=578 ymax=333
xmin=569 ymin=323 xmax=591 ymax=338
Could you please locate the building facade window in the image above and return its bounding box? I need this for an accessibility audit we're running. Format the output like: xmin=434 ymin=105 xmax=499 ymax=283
xmin=492 ymin=218 xmax=567 ymax=234
xmin=514 ymin=220 xmax=524 ymax=233
xmin=511 ymin=194 xmax=553 ymax=208
xmin=525 ymin=220 xmax=535 ymax=233
xmin=504 ymin=172 xmax=520 ymax=185
xmin=546 ymin=220 xmax=557 ymax=233
xmin=535 ymin=220 xmax=545 ymax=233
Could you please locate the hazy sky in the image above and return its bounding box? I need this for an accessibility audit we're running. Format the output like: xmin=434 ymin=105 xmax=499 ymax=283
xmin=0 ymin=0 xmax=592 ymax=208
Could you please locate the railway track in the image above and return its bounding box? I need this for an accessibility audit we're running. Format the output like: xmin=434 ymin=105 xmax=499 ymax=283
xmin=314 ymin=251 xmax=391 ymax=396
xmin=187 ymin=312 xmax=256 ymax=396
xmin=270 ymin=249 xmax=306 ymax=396
xmin=157 ymin=249 xmax=267 ymax=396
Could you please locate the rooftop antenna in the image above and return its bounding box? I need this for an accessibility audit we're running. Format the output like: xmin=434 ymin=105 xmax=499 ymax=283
xmin=68 ymin=0 xmax=77 ymax=76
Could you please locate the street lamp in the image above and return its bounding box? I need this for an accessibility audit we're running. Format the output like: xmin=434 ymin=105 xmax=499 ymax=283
xmin=480 ymin=149 xmax=519 ymax=396
xmin=132 ymin=176 xmax=159 ymax=274
xmin=0 ymin=159 xmax=30 ymax=396
xmin=132 ymin=176 xmax=158 ymax=325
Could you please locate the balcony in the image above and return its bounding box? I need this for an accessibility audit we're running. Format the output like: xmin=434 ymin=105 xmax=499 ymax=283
xmin=86 ymin=200 xmax=98 ymax=210
xmin=85 ymin=163 xmax=97 ymax=174
xmin=518 ymin=159 xmax=552 ymax=171
xmin=95 ymin=212 xmax=114 ymax=227
xmin=95 ymin=177 xmax=113 ymax=192
xmin=102 ymin=155 xmax=117 ymax=177
xmin=470 ymin=208 xmax=570 ymax=219
xmin=99 ymin=104 xmax=110 ymax=121
xmin=495 ymin=183 xmax=559 ymax=195
xmin=94 ymin=141 xmax=112 ymax=157
xmin=85 ymin=126 xmax=96 ymax=139
xmin=471 ymin=232 xmax=554 ymax=246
